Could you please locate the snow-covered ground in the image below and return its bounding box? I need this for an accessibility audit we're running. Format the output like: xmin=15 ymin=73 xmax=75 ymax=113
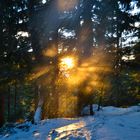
xmin=0 ymin=105 xmax=140 ymax=140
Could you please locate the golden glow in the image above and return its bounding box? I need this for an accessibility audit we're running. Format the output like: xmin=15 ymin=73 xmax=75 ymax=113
xmin=42 ymin=45 xmax=57 ymax=57
xmin=27 ymin=66 xmax=51 ymax=81
xmin=60 ymin=57 xmax=75 ymax=70
xmin=58 ymin=0 xmax=78 ymax=11
xmin=26 ymin=47 xmax=114 ymax=118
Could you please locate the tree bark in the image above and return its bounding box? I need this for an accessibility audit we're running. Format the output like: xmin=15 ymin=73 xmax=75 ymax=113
xmin=34 ymin=85 xmax=44 ymax=124
xmin=89 ymin=104 xmax=94 ymax=115
xmin=77 ymin=0 xmax=94 ymax=58
xmin=14 ymin=83 xmax=17 ymax=120
xmin=7 ymin=85 xmax=11 ymax=121
xmin=97 ymin=96 xmax=102 ymax=111
xmin=0 ymin=94 xmax=5 ymax=127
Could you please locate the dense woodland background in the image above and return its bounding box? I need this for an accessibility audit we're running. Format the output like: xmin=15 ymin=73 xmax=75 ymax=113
xmin=0 ymin=0 xmax=140 ymax=127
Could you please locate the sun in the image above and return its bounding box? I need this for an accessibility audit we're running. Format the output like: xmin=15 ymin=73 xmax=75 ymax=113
xmin=60 ymin=57 xmax=75 ymax=70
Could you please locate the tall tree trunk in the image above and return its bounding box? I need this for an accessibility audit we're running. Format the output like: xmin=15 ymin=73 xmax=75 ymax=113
xmin=7 ymin=85 xmax=11 ymax=121
xmin=98 ymin=68 xmax=106 ymax=111
xmin=34 ymin=85 xmax=44 ymax=124
xmin=97 ymin=96 xmax=102 ymax=111
xmin=14 ymin=83 xmax=17 ymax=120
xmin=76 ymin=0 xmax=94 ymax=115
xmin=0 ymin=93 xmax=5 ymax=127
xmin=50 ymin=32 xmax=59 ymax=117
xmin=78 ymin=0 xmax=94 ymax=58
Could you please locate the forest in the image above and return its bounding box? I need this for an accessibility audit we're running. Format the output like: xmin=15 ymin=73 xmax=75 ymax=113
xmin=0 ymin=0 xmax=140 ymax=128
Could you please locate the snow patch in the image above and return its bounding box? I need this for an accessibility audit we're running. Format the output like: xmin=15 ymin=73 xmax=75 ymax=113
xmin=0 ymin=105 xmax=140 ymax=140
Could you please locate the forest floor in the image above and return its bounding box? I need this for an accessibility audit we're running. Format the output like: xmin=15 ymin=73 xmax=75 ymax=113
xmin=0 ymin=105 xmax=140 ymax=140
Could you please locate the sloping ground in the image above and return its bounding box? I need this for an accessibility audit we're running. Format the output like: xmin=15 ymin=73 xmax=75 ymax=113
xmin=94 ymin=106 xmax=140 ymax=140
xmin=0 ymin=105 xmax=140 ymax=140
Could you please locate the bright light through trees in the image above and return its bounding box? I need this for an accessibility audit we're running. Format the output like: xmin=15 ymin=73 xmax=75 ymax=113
xmin=60 ymin=57 xmax=75 ymax=70
xmin=58 ymin=0 xmax=78 ymax=11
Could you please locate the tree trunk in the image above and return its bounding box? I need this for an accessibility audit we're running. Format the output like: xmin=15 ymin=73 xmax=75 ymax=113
xmin=42 ymin=31 xmax=59 ymax=118
xmin=0 ymin=94 xmax=5 ymax=127
xmin=7 ymin=85 xmax=11 ymax=121
xmin=14 ymin=83 xmax=17 ymax=120
xmin=78 ymin=0 xmax=94 ymax=57
xmin=89 ymin=104 xmax=94 ymax=115
xmin=97 ymin=96 xmax=102 ymax=111
xmin=34 ymin=85 xmax=44 ymax=124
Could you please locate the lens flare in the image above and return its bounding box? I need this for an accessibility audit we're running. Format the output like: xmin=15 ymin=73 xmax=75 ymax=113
xmin=60 ymin=57 xmax=75 ymax=70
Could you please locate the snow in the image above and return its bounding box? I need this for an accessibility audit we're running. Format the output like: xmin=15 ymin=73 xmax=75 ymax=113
xmin=95 ymin=106 xmax=140 ymax=140
xmin=0 ymin=105 xmax=140 ymax=140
